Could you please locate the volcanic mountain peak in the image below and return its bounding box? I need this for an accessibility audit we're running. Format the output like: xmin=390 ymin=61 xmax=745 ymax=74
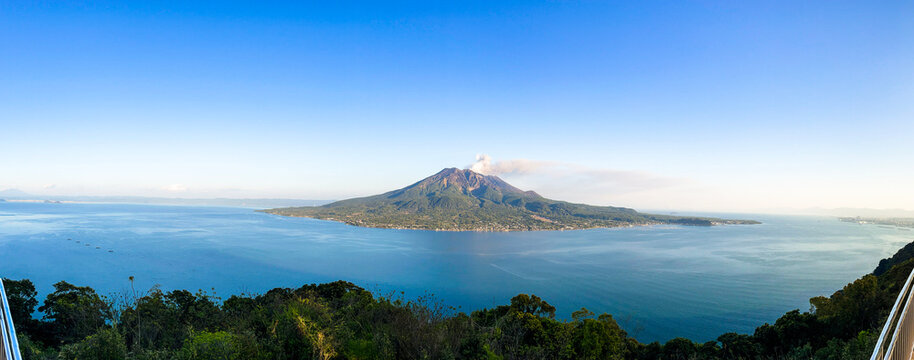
xmin=261 ymin=167 xmax=759 ymax=231
xmin=402 ymin=168 xmax=529 ymax=196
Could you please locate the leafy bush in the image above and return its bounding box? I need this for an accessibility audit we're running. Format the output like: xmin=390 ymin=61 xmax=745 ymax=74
xmin=57 ymin=328 xmax=127 ymax=360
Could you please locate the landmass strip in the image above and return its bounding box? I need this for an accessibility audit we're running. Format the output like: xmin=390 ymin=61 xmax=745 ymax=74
xmin=839 ymin=216 xmax=914 ymax=230
xmin=261 ymin=168 xmax=758 ymax=231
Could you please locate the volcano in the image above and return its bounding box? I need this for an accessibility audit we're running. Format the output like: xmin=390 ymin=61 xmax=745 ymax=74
xmin=261 ymin=168 xmax=758 ymax=231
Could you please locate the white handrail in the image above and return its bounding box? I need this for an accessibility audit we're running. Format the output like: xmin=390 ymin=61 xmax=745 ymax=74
xmin=0 ymin=279 xmax=22 ymax=360
xmin=872 ymin=267 xmax=914 ymax=360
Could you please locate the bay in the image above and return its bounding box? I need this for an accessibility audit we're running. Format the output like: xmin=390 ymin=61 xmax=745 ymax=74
xmin=0 ymin=202 xmax=909 ymax=342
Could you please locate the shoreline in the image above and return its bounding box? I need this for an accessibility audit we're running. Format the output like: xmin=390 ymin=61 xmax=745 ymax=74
xmin=259 ymin=211 xmax=760 ymax=232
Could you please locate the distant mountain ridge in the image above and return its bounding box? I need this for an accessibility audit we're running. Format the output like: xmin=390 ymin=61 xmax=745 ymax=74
xmin=0 ymin=188 xmax=32 ymax=198
xmin=262 ymin=168 xmax=758 ymax=231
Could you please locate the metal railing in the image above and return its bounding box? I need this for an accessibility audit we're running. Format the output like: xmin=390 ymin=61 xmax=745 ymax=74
xmin=872 ymin=267 xmax=914 ymax=360
xmin=0 ymin=279 xmax=23 ymax=360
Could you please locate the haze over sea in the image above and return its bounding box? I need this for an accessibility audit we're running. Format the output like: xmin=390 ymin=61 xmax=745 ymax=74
xmin=1 ymin=202 xmax=909 ymax=342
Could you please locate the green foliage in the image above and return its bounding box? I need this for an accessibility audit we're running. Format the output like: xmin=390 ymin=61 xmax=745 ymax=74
xmin=58 ymin=328 xmax=127 ymax=360
xmin=509 ymin=294 xmax=556 ymax=319
xmin=8 ymin=275 xmax=899 ymax=360
xmin=572 ymin=314 xmax=627 ymax=360
xmin=873 ymin=240 xmax=914 ymax=275
xmin=753 ymin=310 xmax=825 ymax=356
xmin=716 ymin=332 xmax=758 ymax=359
xmin=662 ymin=338 xmax=698 ymax=360
xmin=810 ymin=275 xmax=886 ymax=337
xmin=128 ymin=349 xmax=176 ymax=360
xmin=2 ymin=278 xmax=38 ymax=316
xmin=877 ymin=257 xmax=914 ymax=295
xmin=812 ymin=330 xmax=877 ymax=360
xmin=178 ymin=331 xmax=258 ymax=360
xmin=2 ymin=278 xmax=40 ymax=335
xmin=16 ymin=332 xmax=55 ymax=360
xmin=38 ymin=281 xmax=110 ymax=345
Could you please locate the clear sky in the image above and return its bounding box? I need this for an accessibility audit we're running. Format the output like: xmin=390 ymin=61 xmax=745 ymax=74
xmin=1 ymin=1 xmax=912 ymax=212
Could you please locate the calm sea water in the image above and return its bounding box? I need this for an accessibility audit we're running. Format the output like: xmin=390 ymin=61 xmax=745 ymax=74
xmin=0 ymin=202 xmax=910 ymax=342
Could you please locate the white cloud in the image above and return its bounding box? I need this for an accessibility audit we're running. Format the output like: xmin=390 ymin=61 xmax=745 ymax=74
xmin=163 ymin=184 xmax=188 ymax=192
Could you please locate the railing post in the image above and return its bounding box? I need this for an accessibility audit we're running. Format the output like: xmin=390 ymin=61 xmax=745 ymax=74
xmin=873 ymin=267 xmax=914 ymax=360
xmin=0 ymin=278 xmax=22 ymax=360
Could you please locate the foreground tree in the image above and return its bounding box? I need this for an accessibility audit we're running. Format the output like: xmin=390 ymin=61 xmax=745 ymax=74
xmin=38 ymin=281 xmax=109 ymax=345
xmin=1 ymin=278 xmax=40 ymax=335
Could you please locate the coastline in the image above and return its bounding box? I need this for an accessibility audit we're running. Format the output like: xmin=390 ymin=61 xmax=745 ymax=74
xmin=258 ymin=210 xmax=759 ymax=232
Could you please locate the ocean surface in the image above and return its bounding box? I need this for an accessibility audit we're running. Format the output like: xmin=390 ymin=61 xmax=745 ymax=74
xmin=0 ymin=202 xmax=910 ymax=342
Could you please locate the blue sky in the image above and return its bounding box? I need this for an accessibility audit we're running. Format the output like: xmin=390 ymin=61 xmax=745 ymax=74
xmin=1 ymin=1 xmax=912 ymax=211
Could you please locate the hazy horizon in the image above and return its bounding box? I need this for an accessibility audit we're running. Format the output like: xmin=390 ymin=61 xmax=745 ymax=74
xmin=2 ymin=1 xmax=912 ymax=212
xmin=4 ymin=172 xmax=914 ymax=217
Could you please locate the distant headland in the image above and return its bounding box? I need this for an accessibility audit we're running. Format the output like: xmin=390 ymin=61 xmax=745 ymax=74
xmin=260 ymin=168 xmax=759 ymax=231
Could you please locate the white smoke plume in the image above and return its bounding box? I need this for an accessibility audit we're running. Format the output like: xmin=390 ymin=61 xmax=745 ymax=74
xmin=466 ymin=154 xmax=687 ymax=197
xmin=468 ymin=154 xmax=491 ymax=173
xmin=467 ymin=154 xmax=547 ymax=175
